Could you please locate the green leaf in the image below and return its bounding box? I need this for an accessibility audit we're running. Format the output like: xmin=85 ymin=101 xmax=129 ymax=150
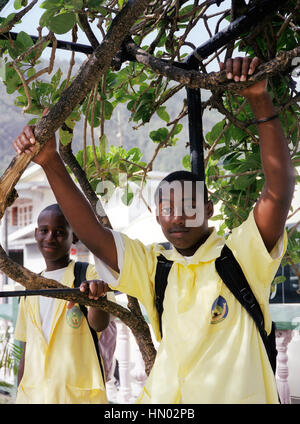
xmin=51 ymin=68 xmax=62 ymax=88
xmin=121 ymin=184 xmax=134 ymax=206
xmin=178 ymin=4 xmax=195 ymax=22
xmin=173 ymin=123 xmax=182 ymax=135
xmin=41 ymin=0 xmax=63 ymax=10
xmin=47 ymin=12 xmax=76 ymax=34
xmin=206 ymin=120 xmax=225 ymax=145
xmin=87 ymin=0 xmax=105 ymax=10
xmin=16 ymin=31 xmax=34 ymax=49
xmin=5 ymin=66 xmax=21 ymax=94
xmin=104 ymin=101 xmax=113 ymax=120
xmin=59 ymin=127 xmax=73 ymax=145
xmin=64 ymin=0 xmax=83 ymax=9
xmin=157 ymin=106 xmax=170 ymax=123
xmin=39 ymin=9 xmax=56 ymax=28
xmin=127 ymin=147 xmax=143 ymax=162
xmin=27 ymin=118 xmax=39 ymax=125
xmin=210 ymin=214 xmax=224 ymax=221
xmin=273 ymin=275 xmax=286 ymax=285
xmin=149 ymin=127 xmax=169 ymax=143
xmin=27 ymin=67 xmax=36 ymax=78
xmin=14 ymin=0 xmax=27 ymax=10
xmin=230 ymin=125 xmax=247 ymax=142
xmin=234 ymin=175 xmax=256 ymax=191
xmin=182 ymin=154 xmax=191 ymax=171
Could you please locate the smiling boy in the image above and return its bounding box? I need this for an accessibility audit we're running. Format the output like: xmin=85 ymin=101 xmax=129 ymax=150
xmin=14 ymin=204 xmax=110 ymax=404
xmin=13 ymin=57 xmax=295 ymax=403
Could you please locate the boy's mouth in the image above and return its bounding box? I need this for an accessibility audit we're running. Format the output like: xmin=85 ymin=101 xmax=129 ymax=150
xmin=168 ymin=227 xmax=189 ymax=237
xmin=42 ymin=245 xmax=58 ymax=251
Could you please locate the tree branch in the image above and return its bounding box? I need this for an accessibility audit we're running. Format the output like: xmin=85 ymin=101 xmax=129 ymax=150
xmin=125 ymin=38 xmax=300 ymax=90
xmin=0 ymin=0 xmax=38 ymax=34
xmin=59 ymin=135 xmax=111 ymax=228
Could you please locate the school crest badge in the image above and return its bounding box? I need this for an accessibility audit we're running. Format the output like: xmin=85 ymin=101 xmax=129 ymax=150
xmin=66 ymin=305 xmax=83 ymax=329
xmin=210 ymin=296 xmax=228 ymax=324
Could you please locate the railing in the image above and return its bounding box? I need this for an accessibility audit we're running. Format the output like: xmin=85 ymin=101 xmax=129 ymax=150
xmin=106 ymin=315 xmax=158 ymax=404
xmin=271 ymin=304 xmax=300 ymax=404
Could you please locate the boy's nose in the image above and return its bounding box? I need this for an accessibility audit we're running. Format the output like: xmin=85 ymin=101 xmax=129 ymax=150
xmin=171 ymin=213 xmax=185 ymax=225
xmin=45 ymin=231 xmax=55 ymax=241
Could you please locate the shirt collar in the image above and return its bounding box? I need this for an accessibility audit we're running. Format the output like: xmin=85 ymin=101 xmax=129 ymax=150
xmin=158 ymin=227 xmax=224 ymax=265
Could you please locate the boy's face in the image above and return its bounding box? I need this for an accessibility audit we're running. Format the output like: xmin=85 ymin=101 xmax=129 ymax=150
xmin=35 ymin=209 xmax=74 ymax=264
xmin=156 ymin=180 xmax=213 ymax=256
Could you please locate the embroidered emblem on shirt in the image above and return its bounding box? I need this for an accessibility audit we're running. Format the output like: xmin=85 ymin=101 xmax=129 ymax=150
xmin=66 ymin=306 xmax=83 ymax=329
xmin=210 ymin=296 xmax=228 ymax=324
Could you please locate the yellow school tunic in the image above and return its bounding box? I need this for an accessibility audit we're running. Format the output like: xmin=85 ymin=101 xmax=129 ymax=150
xmin=14 ymin=261 xmax=108 ymax=404
xmin=111 ymin=210 xmax=286 ymax=404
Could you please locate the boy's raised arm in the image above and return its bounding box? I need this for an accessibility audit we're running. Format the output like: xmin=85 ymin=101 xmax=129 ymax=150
xmin=222 ymin=57 xmax=295 ymax=253
xmin=13 ymin=126 xmax=119 ymax=272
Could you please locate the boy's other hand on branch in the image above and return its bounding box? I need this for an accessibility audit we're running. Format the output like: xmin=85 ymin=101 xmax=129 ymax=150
xmin=220 ymin=56 xmax=268 ymax=97
xmin=13 ymin=109 xmax=57 ymax=167
xmin=67 ymin=280 xmax=109 ymax=310
xmin=13 ymin=125 xmax=57 ymax=167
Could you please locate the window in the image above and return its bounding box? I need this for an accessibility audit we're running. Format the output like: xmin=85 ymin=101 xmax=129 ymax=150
xmin=18 ymin=204 xmax=33 ymax=227
xmin=8 ymin=200 xmax=33 ymax=228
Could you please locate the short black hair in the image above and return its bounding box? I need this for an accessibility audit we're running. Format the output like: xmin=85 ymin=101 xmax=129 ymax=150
xmin=154 ymin=170 xmax=208 ymax=204
xmin=38 ymin=203 xmax=71 ymax=227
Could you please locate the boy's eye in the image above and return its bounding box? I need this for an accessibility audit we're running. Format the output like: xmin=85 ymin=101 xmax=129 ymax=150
xmin=56 ymin=230 xmax=65 ymax=236
xmin=184 ymin=204 xmax=196 ymax=214
xmin=161 ymin=206 xmax=172 ymax=215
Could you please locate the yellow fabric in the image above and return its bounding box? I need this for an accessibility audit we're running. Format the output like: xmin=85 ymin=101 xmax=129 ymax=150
xmin=114 ymin=210 xmax=287 ymax=404
xmin=14 ymin=261 xmax=108 ymax=404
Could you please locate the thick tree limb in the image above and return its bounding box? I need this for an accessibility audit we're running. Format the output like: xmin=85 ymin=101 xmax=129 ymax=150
xmin=59 ymin=139 xmax=111 ymax=228
xmin=125 ymin=39 xmax=300 ymax=90
xmin=78 ymin=12 xmax=100 ymax=50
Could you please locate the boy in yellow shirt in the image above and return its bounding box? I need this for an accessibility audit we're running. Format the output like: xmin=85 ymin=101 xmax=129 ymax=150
xmin=14 ymin=204 xmax=111 ymax=404
xmin=13 ymin=57 xmax=295 ymax=403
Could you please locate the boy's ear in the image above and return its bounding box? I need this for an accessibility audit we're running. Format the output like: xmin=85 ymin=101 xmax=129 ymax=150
xmin=155 ymin=208 xmax=161 ymax=225
xmin=205 ymin=200 xmax=214 ymax=220
xmin=34 ymin=228 xmax=38 ymax=240
xmin=72 ymin=233 xmax=79 ymax=244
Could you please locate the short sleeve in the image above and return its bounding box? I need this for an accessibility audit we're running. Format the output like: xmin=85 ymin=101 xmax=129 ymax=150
xmin=226 ymin=209 xmax=287 ymax=332
xmin=14 ymin=297 xmax=27 ymax=342
xmin=93 ymin=230 xmax=124 ymax=287
xmin=116 ymin=234 xmax=161 ymax=340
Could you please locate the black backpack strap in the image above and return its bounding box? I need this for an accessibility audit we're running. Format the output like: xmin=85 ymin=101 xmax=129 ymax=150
xmin=73 ymin=261 xmax=106 ymax=382
xmin=155 ymin=255 xmax=173 ymax=338
xmin=74 ymin=261 xmax=89 ymax=289
xmin=215 ymin=245 xmax=277 ymax=373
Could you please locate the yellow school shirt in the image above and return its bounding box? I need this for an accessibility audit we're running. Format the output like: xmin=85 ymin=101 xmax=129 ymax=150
xmin=112 ymin=210 xmax=286 ymax=404
xmin=14 ymin=261 xmax=108 ymax=404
